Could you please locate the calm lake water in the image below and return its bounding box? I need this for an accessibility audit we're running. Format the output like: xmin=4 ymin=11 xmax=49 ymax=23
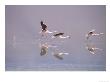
xmin=5 ymin=5 xmax=106 ymax=71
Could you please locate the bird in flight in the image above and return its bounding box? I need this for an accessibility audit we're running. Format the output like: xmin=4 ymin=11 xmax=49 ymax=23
xmin=40 ymin=21 xmax=47 ymax=32
xmin=40 ymin=21 xmax=48 ymax=36
xmin=40 ymin=21 xmax=57 ymax=36
xmin=86 ymin=29 xmax=104 ymax=40
xmin=53 ymin=33 xmax=64 ymax=36
xmin=52 ymin=32 xmax=70 ymax=39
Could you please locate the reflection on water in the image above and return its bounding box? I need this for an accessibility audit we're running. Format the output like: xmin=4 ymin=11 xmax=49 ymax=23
xmin=39 ymin=20 xmax=70 ymax=60
xmin=39 ymin=27 xmax=70 ymax=59
xmin=40 ymin=43 xmax=48 ymax=56
xmin=5 ymin=5 xmax=106 ymax=71
xmin=85 ymin=42 xmax=103 ymax=55
xmin=52 ymin=52 xmax=69 ymax=60
xmin=85 ymin=29 xmax=104 ymax=55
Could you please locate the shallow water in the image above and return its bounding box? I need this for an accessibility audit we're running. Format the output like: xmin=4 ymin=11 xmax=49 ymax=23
xmin=5 ymin=5 xmax=106 ymax=71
